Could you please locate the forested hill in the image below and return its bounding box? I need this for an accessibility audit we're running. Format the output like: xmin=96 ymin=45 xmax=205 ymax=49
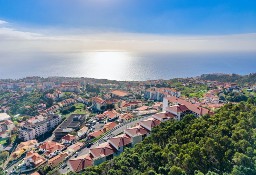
xmin=70 ymin=102 xmax=256 ymax=175
xmin=200 ymin=73 xmax=256 ymax=84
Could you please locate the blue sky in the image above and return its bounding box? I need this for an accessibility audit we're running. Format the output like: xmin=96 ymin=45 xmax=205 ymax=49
xmin=0 ymin=0 xmax=255 ymax=55
xmin=0 ymin=0 xmax=255 ymax=34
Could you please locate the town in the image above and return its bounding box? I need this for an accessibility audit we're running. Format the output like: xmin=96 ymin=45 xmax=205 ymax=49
xmin=0 ymin=74 xmax=255 ymax=175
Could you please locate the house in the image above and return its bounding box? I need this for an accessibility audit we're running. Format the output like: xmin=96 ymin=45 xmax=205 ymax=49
xmin=110 ymin=90 xmax=130 ymax=99
xmin=124 ymin=125 xmax=149 ymax=146
xmin=104 ymin=110 xmax=120 ymax=121
xmin=165 ymin=105 xmax=190 ymax=121
xmin=152 ymin=102 xmax=162 ymax=111
xmin=121 ymin=101 xmax=143 ymax=112
xmin=119 ymin=113 xmax=133 ymax=122
xmin=91 ymin=97 xmax=106 ymax=111
xmin=48 ymin=152 xmax=68 ymax=168
xmin=77 ymin=126 xmax=88 ymax=138
xmin=97 ymin=110 xmax=120 ymax=122
xmin=139 ymin=117 xmax=161 ymax=131
xmin=0 ymin=120 xmax=15 ymax=132
xmin=10 ymin=140 xmax=38 ymax=161
xmin=39 ymin=141 xmax=65 ymax=158
xmin=108 ymin=134 xmax=132 ymax=155
xmin=69 ymin=154 xmax=94 ymax=172
xmin=88 ymin=130 xmax=104 ymax=139
xmin=102 ymin=122 xmax=117 ymax=132
xmin=62 ymin=134 xmax=76 ymax=145
xmin=89 ymin=142 xmax=117 ymax=165
xmin=24 ymin=151 xmax=47 ymax=168
xmin=163 ymin=97 xmax=213 ymax=120
xmin=66 ymin=142 xmax=84 ymax=155
xmin=152 ymin=112 xmax=175 ymax=122
xmin=0 ymin=113 xmax=11 ymax=121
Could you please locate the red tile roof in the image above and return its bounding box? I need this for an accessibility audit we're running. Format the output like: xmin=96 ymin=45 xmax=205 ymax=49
xmin=92 ymin=97 xmax=105 ymax=104
xmin=88 ymin=130 xmax=104 ymax=138
xmin=102 ymin=122 xmax=117 ymax=132
xmin=125 ymin=125 xmax=149 ymax=137
xmin=109 ymin=134 xmax=131 ymax=149
xmin=90 ymin=142 xmax=116 ymax=159
xmin=67 ymin=142 xmax=84 ymax=152
xmin=152 ymin=112 xmax=176 ymax=121
xmin=166 ymin=97 xmax=213 ymax=116
xmin=39 ymin=141 xmax=65 ymax=155
xmin=69 ymin=154 xmax=93 ymax=172
xmin=111 ymin=90 xmax=129 ymax=97
xmin=25 ymin=151 xmax=47 ymax=167
xmin=120 ymin=113 xmax=133 ymax=120
xmin=48 ymin=152 xmax=68 ymax=167
xmin=62 ymin=134 xmax=76 ymax=142
xmin=140 ymin=117 xmax=161 ymax=131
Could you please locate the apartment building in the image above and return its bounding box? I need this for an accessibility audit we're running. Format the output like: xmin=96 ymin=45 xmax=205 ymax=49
xmin=144 ymin=87 xmax=181 ymax=101
xmin=18 ymin=114 xmax=61 ymax=141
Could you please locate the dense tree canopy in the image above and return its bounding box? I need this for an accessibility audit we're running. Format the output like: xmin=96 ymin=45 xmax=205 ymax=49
xmin=69 ymin=101 xmax=256 ymax=175
xmin=201 ymin=73 xmax=256 ymax=84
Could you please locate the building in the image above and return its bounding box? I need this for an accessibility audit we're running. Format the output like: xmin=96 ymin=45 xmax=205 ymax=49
xmin=108 ymin=134 xmax=132 ymax=155
xmin=124 ymin=125 xmax=149 ymax=146
xmin=66 ymin=142 xmax=84 ymax=155
xmin=54 ymin=114 xmax=85 ymax=140
xmin=121 ymin=101 xmax=142 ymax=112
xmin=69 ymin=111 xmax=174 ymax=172
xmin=163 ymin=97 xmax=213 ymax=120
xmin=24 ymin=151 xmax=47 ymax=168
xmin=98 ymin=110 xmax=120 ymax=122
xmin=69 ymin=154 xmax=94 ymax=172
xmin=119 ymin=113 xmax=134 ymax=122
xmin=91 ymin=97 xmax=106 ymax=111
xmin=89 ymin=142 xmax=117 ymax=165
xmin=48 ymin=152 xmax=68 ymax=168
xmin=0 ymin=120 xmax=15 ymax=133
xmin=10 ymin=140 xmax=38 ymax=161
xmin=88 ymin=130 xmax=104 ymax=139
xmin=144 ymin=87 xmax=181 ymax=101
xmin=102 ymin=122 xmax=117 ymax=132
xmin=18 ymin=115 xmax=61 ymax=141
xmin=139 ymin=117 xmax=161 ymax=131
xmin=110 ymin=90 xmax=130 ymax=99
xmin=77 ymin=126 xmax=88 ymax=138
xmin=39 ymin=141 xmax=65 ymax=158
xmin=62 ymin=134 xmax=77 ymax=145
xmin=0 ymin=113 xmax=11 ymax=121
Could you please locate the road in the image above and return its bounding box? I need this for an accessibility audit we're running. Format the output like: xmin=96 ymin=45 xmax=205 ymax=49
xmin=6 ymin=159 xmax=23 ymax=175
xmin=59 ymin=113 xmax=156 ymax=174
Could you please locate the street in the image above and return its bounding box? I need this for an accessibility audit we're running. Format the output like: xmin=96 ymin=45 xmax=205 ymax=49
xmin=59 ymin=113 xmax=155 ymax=174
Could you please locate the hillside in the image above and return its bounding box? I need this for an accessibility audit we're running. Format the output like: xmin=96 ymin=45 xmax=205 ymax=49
xmin=68 ymin=102 xmax=256 ymax=175
xmin=200 ymin=73 xmax=256 ymax=84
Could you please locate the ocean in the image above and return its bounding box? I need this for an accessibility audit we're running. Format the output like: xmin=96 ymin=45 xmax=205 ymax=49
xmin=0 ymin=51 xmax=255 ymax=81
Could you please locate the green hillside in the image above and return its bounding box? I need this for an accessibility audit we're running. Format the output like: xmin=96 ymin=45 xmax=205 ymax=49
xmin=69 ymin=102 xmax=256 ymax=175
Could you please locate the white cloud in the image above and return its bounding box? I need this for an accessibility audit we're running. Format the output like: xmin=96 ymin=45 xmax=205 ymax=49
xmin=0 ymin=20 xmax=256 ymax=54
xmin=0 ymin=20 xmax=8 ymax=25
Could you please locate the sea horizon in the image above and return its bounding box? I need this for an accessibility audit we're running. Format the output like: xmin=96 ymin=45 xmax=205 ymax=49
xmin=0 ymin=51 xmax=256 ymax=81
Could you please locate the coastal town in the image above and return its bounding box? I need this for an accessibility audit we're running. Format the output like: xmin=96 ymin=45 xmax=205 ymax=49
xmin=0 ymin=74 xmax=255 ymax=175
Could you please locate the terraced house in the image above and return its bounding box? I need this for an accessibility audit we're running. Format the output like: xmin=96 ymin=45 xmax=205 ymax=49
xmin=69 ymin=111 xmax=173 ymax=173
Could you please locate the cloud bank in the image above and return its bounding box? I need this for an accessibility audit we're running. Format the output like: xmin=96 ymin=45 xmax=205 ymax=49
xmin=0 ymin=20 xmax=256 ymax=55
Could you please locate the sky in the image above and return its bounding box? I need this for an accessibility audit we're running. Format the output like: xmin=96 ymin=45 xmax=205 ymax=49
xmin=0 ymin=0 xmax=256 ymax=56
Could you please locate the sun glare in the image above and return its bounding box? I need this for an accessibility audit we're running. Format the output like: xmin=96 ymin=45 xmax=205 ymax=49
xmin=82 ymin=51 xmax=133 ymax=80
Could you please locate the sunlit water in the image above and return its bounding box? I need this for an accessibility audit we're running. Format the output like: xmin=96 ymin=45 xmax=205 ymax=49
xmin=0 ymin=51 xmax=256 ymax=80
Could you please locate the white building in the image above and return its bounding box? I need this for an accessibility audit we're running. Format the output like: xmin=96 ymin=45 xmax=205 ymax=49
xmin=19 ymin=115 xmax=62 ymax=141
